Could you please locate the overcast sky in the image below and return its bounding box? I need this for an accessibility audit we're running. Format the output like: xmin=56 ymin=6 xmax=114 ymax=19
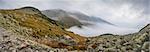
xmin=0 ymin=0 xmax=149 ymax=36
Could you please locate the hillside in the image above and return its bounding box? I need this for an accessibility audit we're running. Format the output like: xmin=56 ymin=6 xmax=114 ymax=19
xmin=0 ymin=7 xmax=87 ymax=50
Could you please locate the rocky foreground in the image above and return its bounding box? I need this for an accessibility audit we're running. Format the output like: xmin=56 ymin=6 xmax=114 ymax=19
xmin=0 ymin=7 xmax=149 ymax=52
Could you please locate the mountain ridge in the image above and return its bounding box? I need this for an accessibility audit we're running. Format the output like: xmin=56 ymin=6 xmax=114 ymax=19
xmin=0 ymin=7 xmax=149 ymax=52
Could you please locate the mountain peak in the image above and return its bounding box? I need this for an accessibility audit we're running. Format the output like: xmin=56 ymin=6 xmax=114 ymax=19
xmin=19 ymin=6 xmax=38 ymax=10
xmin=16 ymin=6 xmax=41 ymax=14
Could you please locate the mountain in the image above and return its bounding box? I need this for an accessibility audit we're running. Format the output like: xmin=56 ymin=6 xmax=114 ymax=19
xmin=0 ymin=7 xmax=149 ymax=52
xmin=0 ymin=7 xmax=87 ymax=50
xmin=42 ymin=9 xmax=114 ymax=28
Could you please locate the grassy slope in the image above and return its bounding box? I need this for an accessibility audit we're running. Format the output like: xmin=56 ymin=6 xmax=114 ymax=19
xmin=0 ymin=8 xmax=87 ymax=49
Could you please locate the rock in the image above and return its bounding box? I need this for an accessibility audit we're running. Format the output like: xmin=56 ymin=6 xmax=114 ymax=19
xmin=104 ymin=48 xmax=117 ymax=52
xmin=142 ymin=42 xmax=150 ymax=52
xmin=87 ymin=48 xmax=95 ymax=52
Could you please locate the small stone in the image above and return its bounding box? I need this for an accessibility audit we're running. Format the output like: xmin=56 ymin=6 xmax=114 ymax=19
xmin=142 ymin=42 xmax=150 ymax=52
xmin=87 ymin=48 xmax=95 ymax=52
xmin=104 ymin=48 xmax=117 ymax=52
xmin=3 ymin=35 xmax=8 ymax=38
xmin=18 ymin=43 xmax=29 ymax=50
xmin=142 ymin=42 xmax=150 ymax=49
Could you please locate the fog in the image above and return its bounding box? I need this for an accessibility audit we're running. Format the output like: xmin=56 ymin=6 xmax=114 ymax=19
xmin=67 ymin=22 xmax=139 ymax=37
xmin=0 ymin=0 xmax=149 ymax=36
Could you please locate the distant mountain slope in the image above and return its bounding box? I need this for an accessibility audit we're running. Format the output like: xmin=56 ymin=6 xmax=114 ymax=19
xmin=42 ymin=9 xmax=83 ymax=28
xmin=42 ymin=9 xmax=114 ymax=28
xmin=68 ymin=12 xmax=114 ymax=25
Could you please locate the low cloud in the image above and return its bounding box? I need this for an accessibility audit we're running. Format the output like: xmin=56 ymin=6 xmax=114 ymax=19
xmin=67 ymin=23 xmax=138 ymax=37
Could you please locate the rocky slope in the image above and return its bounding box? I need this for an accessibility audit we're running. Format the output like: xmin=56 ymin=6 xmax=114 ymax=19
xmin=0 ymin=7 xmax=149 ymax=52
xmin=87 ymin=24 xmax=150 ymax=52
xmin=0 ymin=27 xmax=65 ymax=52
